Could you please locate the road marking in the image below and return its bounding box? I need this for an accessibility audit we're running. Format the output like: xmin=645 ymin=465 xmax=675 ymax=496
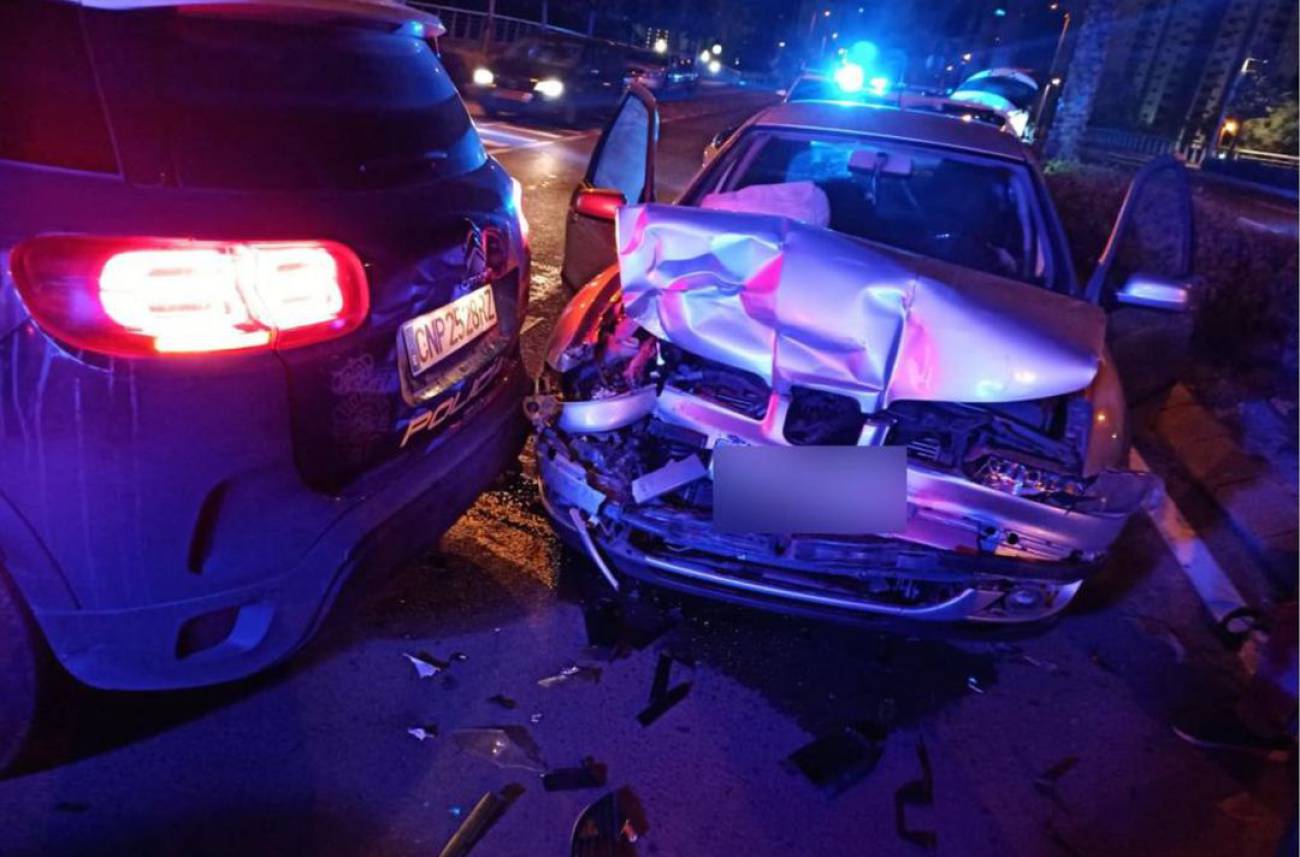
xmin=1131 ymin=448 xmax=1261 ymax=664
xmin=476 ymin=120 xmax=586 ymax=153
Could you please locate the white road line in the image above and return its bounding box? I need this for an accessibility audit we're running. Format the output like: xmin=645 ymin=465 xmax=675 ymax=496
xmin=1131 ymin=448 xmax=1261 ymax=663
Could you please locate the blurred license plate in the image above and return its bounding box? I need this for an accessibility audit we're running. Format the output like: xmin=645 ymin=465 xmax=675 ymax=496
xmin=401 ymin=285 xmax=497 ymax=378
xmin=712 ymin=445 xmax=907 ymax=534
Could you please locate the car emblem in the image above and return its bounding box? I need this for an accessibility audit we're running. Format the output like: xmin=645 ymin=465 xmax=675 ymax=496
xmin=461 ymin=220 xmax=489 ymax=287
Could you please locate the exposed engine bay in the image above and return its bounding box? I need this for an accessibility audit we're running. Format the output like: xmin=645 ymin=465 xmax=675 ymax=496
xmin=530 ymin=205 xmax=1160 ymax=623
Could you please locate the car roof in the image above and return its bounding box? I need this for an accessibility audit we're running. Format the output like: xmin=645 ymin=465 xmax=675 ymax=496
xmin=749 ymin=99 xmax=1030 ymax=161
xmin=70 ymin=0 xmax=445 ymax=33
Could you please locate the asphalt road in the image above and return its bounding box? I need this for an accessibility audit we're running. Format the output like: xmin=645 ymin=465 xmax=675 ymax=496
xmin=0 ymin=91 xmax=1292 ymax=857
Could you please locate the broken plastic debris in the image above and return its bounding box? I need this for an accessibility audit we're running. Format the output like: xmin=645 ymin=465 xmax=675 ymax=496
xmin=437 ymin=784 xmax=524 ymax=857
xmin=570 ymin=787 xmax=649 ymax=856
xmin=894 ymin=739 xmax=937 ymax=850
xmin=451 ymin=651 xmax=470 ymax=662
xmin=630 ymin=455 xmax=708 ymax=503
xmin=583 ymin=598 xmax=676 ymax=658
xmin=407 ymin=724 xmax=440 ymax=742
xmin=488 ymin=694 xmax=517 ymax=710
xmin=452 ymin=726 xmax=547 ymax=772
xmin=966 ymin=675 xmax=986 ymax=694
xmin=1033 ymin=755 xmax=1079 ymax=808
xmin=786 ymin=720 xmax=887 ymax=796
xmin=529 ymin=712 xmax=544 ymax=724
xmin=637 ymin=654 xmax=691 ymax=727
xmin=537 ymin=661 xmax=603 ymax=688
xmin=404 ymin=651 xmax=451 ymax=679
xmin=543 ymin=756 xmax=609 ymax=792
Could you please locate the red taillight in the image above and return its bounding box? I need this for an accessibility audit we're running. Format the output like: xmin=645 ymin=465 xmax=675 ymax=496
xmin=10 ymin=236 xmax=368 ymax=356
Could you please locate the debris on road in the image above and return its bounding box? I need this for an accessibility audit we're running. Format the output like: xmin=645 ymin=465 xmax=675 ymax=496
xmin=407 ymin=724 xmax=440 ymax=742
xmin=583 ymin=598 xmax=675 ymax=658
xmin=570 ymin=787 xmax=649 ymax=855
xmin=488 ymin=693 xmax=518 ymax=710
xmin=786 ymin=720 xmax=888 ymax=795
xmin=530 ymin=712 xmax=545 ymax=724
xmin=543 ymin=757 xmax=609 ymax=792
xmin=437 ymin=784 xmax=524 ymax=857
xmin=636 ymin=654 xmax=691 ymax=727
xmin=538 ymin=661 xmax=603 ymax=688
xmin=404 ymin=651 xmax=452 ymax=679
xmin=894 ymin=739 xmax=937 ymax=850
xmin=452 ymin=726 xmax=547 ymax=772
xmin=966 ymin=675 xmax=987 ymax=694
xmin=1033 ymin=755 xmax=1080 ymax=808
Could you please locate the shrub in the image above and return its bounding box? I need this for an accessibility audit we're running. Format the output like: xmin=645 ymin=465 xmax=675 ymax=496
xmin=1044 ymin=162 xmax=1298 ymax=383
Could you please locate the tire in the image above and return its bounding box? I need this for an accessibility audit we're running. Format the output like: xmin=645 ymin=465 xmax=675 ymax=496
xmin=0 ymin=567 xmax=42 ymax=771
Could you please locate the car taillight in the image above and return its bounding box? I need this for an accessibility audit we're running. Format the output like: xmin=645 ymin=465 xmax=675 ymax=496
xmin=10 ymin=236 xmax=368 ymax=356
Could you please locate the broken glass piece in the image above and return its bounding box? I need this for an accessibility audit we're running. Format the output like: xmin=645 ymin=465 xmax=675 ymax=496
xmin=404 ymin=651 xmax=451 ymax=679
xmin=407 ymin=724 xmax=439 ymax=742
xmin=452 ymin=727 xmax=547 ymax=772
xmin=537 ymin=662 xmax=603 ymax=688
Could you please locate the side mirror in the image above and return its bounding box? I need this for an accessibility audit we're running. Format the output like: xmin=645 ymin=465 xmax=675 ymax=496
xmin=1113 ymin=273 xmax=1192 ymax=312
xmin=574 ymin=187 xmax=626 ymax=221
xmin=710 ymin=126 xmax=738 ymax=151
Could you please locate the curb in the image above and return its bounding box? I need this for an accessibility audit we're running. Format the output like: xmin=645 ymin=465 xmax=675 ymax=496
xmin=1155 ymin=383 xmax=1299 ymax=582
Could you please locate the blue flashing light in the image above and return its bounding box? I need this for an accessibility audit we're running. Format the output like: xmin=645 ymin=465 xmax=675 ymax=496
xmin=994 ymin=7 xmax=1007 ymax=15
xmin=834 ymin=63 xmax=866 ymax=93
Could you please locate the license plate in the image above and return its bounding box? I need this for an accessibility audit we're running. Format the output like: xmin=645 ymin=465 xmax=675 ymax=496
xmin=712 ymin=445 xmax=907 ymax=534
xmin=400 ymin=284 xmax=497 ymax=379
xmin=496 ymin=89 xmax=533 ymax=102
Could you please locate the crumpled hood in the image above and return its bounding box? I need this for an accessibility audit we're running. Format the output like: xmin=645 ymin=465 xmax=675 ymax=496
xmin=615 ymin=204 xmax=1105 ymax=411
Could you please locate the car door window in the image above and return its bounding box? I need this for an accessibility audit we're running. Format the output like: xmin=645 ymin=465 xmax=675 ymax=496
xmin=591 ymin=97 xmax=652 ymax=203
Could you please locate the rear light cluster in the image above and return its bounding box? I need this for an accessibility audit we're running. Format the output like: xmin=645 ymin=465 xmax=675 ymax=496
xmin=10 ymin=236 xmax=369 ymax=356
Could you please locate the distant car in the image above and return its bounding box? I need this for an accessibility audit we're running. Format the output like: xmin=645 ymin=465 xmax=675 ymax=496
xmin=951 ymin=68 xmax=1041 ymax=139
xmin=0 ymin=0 xmax=530 ymax=768
xmin=474 ymin=34 xmax=628 ymax=125
xmin=535 ymin=90 xmax=1197 ymax=626
xmin=626 ymin=52 xmax=698 ymax=94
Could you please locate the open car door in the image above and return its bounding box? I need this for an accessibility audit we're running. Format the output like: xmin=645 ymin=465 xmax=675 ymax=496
xmin=560 ymin=84 xmax=659 ymax=292
xmin=1090 ymin=155 xmax=1196 ymax=401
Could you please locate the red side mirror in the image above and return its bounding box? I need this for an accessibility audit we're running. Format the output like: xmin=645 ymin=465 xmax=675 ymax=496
xmin=574 ymin=188 xmax=626 ymax=221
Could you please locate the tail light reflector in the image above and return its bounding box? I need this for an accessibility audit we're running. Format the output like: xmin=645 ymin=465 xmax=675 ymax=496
xmin=10 ymin=236 xmax=368 ymax=356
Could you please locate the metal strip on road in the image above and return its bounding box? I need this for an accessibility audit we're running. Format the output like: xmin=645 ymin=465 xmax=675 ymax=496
xmin=1131 ymin=448 xmax=1262 ymax=664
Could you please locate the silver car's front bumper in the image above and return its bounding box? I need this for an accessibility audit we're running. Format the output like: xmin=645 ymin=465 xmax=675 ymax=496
xmin=536 ymin=434 xmax=1150 ymax=623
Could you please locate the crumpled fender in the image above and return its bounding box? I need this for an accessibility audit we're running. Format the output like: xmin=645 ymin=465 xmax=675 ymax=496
xmin=615 ymin=204 xmax=1106 ymax=411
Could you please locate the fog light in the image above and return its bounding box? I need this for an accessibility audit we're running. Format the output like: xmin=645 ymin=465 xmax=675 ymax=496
xmin=1005 ymin=586 xmax=1045 ymax=612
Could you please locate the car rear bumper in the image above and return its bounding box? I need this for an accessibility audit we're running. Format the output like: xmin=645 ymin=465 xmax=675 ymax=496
xmin=32 ymin=362 xmax=528 ymax=690
xmin=536 ymin=435 xmax=1143 ymax=624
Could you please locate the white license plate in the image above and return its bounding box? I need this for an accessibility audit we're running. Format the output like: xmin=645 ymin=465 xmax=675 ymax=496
xmin=401 ymin=284 xmax=497 ymax=378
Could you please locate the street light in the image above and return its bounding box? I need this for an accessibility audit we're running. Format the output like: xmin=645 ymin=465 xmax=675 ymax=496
xmin=961 ymin=52 xmax=972 ymax=62
xmin=711 ymin=43 xmax=722 ymax=55
xmin=778 ymin=41 xmax=786 ymax=48
xmin=653 ymin=37 xmax=668 ymax=54
xmin=699 ymin=49 xmax=711 ymax=62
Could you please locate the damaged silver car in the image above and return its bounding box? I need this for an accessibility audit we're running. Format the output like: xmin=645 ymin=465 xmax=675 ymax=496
xmin=532 ymin=87 xmax=1195 ymax=623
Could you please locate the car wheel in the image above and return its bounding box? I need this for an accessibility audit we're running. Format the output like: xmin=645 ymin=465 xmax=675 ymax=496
xmin=0 ymin=567 xmax=42 ymax=771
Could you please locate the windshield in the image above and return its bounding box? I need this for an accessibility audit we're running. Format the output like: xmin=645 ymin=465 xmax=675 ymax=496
xmin=691 ymin=130 xmax=1051 ymax=286
xmin=503 ymin=37 xmax=584 ymax=68
xmin=86 ymin=7 xmax=485 ymax=190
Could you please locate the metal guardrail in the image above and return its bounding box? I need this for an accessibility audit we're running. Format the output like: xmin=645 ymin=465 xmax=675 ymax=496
xmin=409 ymin=2 xmax=583 ymax=46
xmin=1233 ymin=147 xmax=1300 ymax=168
xmin=1079 ymin=125 xmax=1299 ymax=174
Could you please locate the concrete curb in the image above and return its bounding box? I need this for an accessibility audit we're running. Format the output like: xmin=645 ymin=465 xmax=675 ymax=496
xmin=1155 ymin=383 xmax=1299 ymax=579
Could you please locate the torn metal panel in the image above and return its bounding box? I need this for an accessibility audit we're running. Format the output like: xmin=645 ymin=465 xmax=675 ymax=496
xmin=615 ymin=204 xmax=1105 ymax=410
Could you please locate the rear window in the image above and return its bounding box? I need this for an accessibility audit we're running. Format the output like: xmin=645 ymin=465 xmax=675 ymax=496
xmin=85 ymin=7 xmax=486 ymax=190
xmin=0 ymin=1 xmax=117 ymax=173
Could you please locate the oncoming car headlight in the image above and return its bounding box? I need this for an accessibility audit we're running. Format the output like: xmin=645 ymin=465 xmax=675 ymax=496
xmin=534 ymin=78 xmax=565 ymax=98
xmin=473 ymin=67 xmax=495 ymax=86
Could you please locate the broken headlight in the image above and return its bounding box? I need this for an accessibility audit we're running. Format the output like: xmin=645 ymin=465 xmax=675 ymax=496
xmin=971 ymin=455 xmax=1087 ymax=501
